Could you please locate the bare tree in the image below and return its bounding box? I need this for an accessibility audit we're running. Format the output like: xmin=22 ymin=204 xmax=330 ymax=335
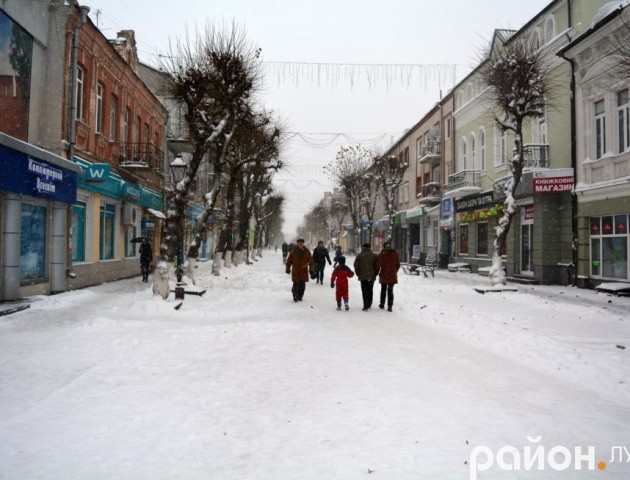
xmin=481 ymin=38 xmax=552 ymax=286
xmin=374 ymin=153 xmax=408 ymax=241
xmin=610 ymin=7 xmax=630 ymax=82
xmin=155 ymin=22 xmax=263 ymax=298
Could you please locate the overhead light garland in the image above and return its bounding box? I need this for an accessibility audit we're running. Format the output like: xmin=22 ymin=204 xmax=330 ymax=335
xmin=264 ymin=62 xmax=458 ymax=90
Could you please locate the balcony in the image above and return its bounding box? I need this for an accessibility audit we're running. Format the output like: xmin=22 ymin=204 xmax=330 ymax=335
xmin=417 ymin=181 xmax=441 ymax=205
xmin=418 ymin=141 xmax=441 ymax=166
xmin=513 ymin=144 xmax=549 ymax=168
xmin=444 ymin=170 xmax=482 ymax=198
xmin=117 ymin=142 xmax=164 ymax=172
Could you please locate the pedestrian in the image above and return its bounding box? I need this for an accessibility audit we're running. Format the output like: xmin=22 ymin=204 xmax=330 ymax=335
xmin=353 ymin=243 xmax=379 ymax=311
xmin=285 ymin=238 xmax=315 ymax=302
xmin=330 ymin=256 xmax=354 ymax=310
xmin=376 ymin=241 xmax=401 ymax=312
xmin=139 ymin=238 xmax=153 ymax=282
xmin=312 ymin=240 xmax=332 ymax=284
xmin=333 ymin=245 xmax=343 ymax=267
xmin=281 ymin=241 xmax=288 ymax=264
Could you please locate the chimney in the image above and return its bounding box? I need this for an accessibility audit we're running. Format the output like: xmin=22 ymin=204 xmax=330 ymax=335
xmin=112 ymin=30 xmax=138 ymax=71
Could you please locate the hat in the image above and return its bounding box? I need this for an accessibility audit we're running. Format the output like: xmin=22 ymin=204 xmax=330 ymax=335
xmin=362 ymin=243 xmax=371 ymax=248
xmin=297 ymin=238 xmax=305 ymax=243
xmin=337 ymin=256 xmax=346 ymax=265
xmin=384 ymin=241 xmax=391 ymax=248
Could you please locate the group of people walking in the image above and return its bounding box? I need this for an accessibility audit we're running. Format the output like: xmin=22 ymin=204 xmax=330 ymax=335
xmin=284 ymin=240 xmax=400 ymax=311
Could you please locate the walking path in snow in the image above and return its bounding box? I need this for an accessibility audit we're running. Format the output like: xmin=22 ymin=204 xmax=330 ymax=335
xmin=0 ymin=250 xmax=629 ymax=479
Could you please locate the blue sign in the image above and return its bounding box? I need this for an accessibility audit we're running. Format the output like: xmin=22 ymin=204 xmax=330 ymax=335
xmin=121 ymin=181 xmax=141 ymax=202
xmin=0 ymin=145 xmax=77 ymax=204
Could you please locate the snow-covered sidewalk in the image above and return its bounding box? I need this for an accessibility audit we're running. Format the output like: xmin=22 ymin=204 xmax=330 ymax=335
xmin=1 ymin=251 xmax=629 ymax=479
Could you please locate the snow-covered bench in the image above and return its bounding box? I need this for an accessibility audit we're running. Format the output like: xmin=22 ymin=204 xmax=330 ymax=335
xmin=401 ymin=252 xmax=435 ymax=277
xmin=448 ymin=262 xmax=470 ymax=273
xmin=595 ymin=282 xmax=630 ymax=296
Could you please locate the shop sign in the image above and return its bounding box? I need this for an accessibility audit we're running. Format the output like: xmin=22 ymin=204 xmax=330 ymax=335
xmin=521 ymin=204 xmax=534 ymax=221
xmin=141 ymin=219 xmax=156 ymax=231
xmin=533 ymin=169 xmax=574 ymax=193
xmin=440 ymin=197 xmax=454 ymax=229
xmin=455 ymin=192 xmax=494 ymax=212
xmin=121 ymin=181 xmax=141 ymax=202
xmin=85 ymin=163 xmax=110 ymax=183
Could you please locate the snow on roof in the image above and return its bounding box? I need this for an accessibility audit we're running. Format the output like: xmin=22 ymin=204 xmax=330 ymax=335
xmin=591 ymin=0 xmax=630 ymax=28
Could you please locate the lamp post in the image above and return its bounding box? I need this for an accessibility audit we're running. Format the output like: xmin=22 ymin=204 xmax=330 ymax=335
xmin=169 ymin=154 xmax=187 ymax=270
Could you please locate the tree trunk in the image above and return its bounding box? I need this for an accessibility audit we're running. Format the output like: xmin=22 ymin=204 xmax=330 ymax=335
xmin=152 ymin=260 xmax=173 ymax=299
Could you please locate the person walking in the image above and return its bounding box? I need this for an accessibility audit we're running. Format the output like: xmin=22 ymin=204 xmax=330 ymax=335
xmin=353 ymin=243 xmax=379 ymax=311
xmin=139 ymin=238 xmax=153 ymax=282
xmin=376 ymin=241 xmax=401 ymax=312
xmin=330 ymin=256 xmax=354 ymax=310
xmin=312 ymin=241 xmax=332 ymax=284
xmin=285 ymin=238 xmax=315 ymax=302
xmin=281 ymin=241 xmax=289 ymax=264
xmin=332 ymin=246 xmax=343 ymax=268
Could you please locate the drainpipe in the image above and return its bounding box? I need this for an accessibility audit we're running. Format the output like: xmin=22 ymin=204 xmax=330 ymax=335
xmin=68 ymin=5 xmax=90 ymax=162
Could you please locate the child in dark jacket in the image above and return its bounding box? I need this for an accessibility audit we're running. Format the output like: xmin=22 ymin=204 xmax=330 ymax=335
xmin=330 ymin=256 xmax=355 ymax=310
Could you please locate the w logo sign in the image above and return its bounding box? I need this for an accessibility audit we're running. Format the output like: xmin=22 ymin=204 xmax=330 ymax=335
xmin=85 ymin=164 xmax=110 ymax=183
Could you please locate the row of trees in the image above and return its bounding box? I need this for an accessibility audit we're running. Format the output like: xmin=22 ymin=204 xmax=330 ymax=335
xmin=153 ymin=23 xmax=285 ymax=299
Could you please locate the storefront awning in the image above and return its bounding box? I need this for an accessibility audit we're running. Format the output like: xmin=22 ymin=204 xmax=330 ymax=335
xmin=147 ymin=208 xmax=166 ymax=219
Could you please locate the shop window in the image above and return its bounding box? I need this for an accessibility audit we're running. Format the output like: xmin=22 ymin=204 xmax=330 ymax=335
xmin=477 ymin=222 xmax=488 ymax=255
xmin=71 ymin=201 xmax=86 ymax=262
xmin=459 ymin=224 xmax=469 ymax=255
xmin=100 ymin=203 xmax=116 ymax=260
xmin=590 ymin=214 xmax=629 ymax=279
xmin=20 ymin=203 xmax=47 ymax=283
xmin=125 ymin=226 xmax=137 ymax=258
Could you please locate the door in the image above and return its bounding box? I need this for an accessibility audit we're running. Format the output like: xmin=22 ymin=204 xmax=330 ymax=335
xmin=520 ymin=204 xmax=534 ymax=276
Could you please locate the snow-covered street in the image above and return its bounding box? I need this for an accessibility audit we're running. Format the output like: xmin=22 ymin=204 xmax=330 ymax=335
xmin=1 ymin=251 xmax=629 ymax=479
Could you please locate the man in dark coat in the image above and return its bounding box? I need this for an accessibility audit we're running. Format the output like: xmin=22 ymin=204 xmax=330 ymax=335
xmin=285 ymin=238 xmax=315 ymax=302
xmin=376 ymin=241 xmax=401 ymax=311
xmin=353 ymin=243 xmax=379 ymax=311
xmin=333 ymin=246 xmax=343 ymax=267
xmin=312 ymin=241 xmax=332 ymax=284
xmin=139 ymin=238 xmax=153 ymax=282
xmin=281 ymin=241 xmax=289 ymax=264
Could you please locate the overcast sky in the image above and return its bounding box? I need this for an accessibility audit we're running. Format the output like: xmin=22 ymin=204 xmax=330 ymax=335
xmin=80 ymin=0 xmax=552 ymax=240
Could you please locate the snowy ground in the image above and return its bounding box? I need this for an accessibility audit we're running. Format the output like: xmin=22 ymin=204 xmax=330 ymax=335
xmin=1 ymin=250 xmax=629 ymax=480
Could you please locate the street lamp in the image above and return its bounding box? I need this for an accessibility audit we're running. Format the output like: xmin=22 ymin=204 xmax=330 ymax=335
xmin=170 ymin=154 xmax=187 ymax=184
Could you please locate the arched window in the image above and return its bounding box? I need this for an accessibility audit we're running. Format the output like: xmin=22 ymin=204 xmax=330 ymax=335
xmin=479 ymin=128 xmax=486 ymax=171
xmin=529 ymin=29 xmax=541 ymax=50
xmin=469 ymin=134 xmax=476 ymax=170
xmin=460 ymin=138 xmax=467 ymax=170
xmin=544 ymin=15 xmax=555 ymax=43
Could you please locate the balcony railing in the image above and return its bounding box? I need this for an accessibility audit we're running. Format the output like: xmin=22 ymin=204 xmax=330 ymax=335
xmin=512 ymin=143 xmax=549 ymax=168
xmin=418 ymin=182 xmax=441 ymax=204
xmin=446 ymin=170 xmax=481 ymax=192
xmin=418 ymin=141 xmax=441 ymax=165
xmin=117 ymin=142 xmax=164 ymax=171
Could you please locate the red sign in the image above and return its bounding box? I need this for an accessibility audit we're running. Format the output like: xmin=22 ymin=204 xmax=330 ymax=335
xmin=533 ymin=171 xmax=574 ymax=193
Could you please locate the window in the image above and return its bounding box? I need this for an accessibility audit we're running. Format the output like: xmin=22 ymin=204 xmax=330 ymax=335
xmin=21 ymin=204 xmax=47 ymax=283
xmin=495 ymin=129 xmax=507 ymax=167
xmin=477 ymin=222 xmax=488 ymax=255
xmin=469 ymin=134 xmax=476 ymax=170
xmin=71 ymin=202 xmax=86 ymax=262
xmin=544 ymin=15 xmax=555 ymax=43
xmin=125 ymin=226 xmax=137 ymax=257
xmin=109 ymin=95 xmax=117 ymax=141
xmin=99 ymin=203 xmax=116 ymax=260
xmin=530 ymin=29 xmax=541 ymax=50
xmin=75 ymin=66 xmax=84 ymax=121
xmin=403 ymin=182 xmax=409 ymax=203
xmin=618 ymin=89 xmax=629 ymax=153
xmin=123 ymin=107 xmax=130 ymax=145
xmin=96 ymin=83 xmax=104 ymax=133
xmin=144 ymin=123 xmax=150 ymax=149
xmin=479 ymin=129 xmax=486 ymax=171
xmin=459 ymin=224 xmax=469 ymax=255
xmin=590 ymin=214 xmax=629 ymax=279
xmin=460 ymin=138 xmax=467 ymax=170
xmin=595 ymin=99 xmax=606 ymax=159
xmin=446 ymin=117 xmax=452 ymax=139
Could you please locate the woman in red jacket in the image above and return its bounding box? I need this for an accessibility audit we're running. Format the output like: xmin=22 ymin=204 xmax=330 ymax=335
xmin=330 ymin=256 xmax=354 ymax=311
xmin=375 ymin=241 xmax=400 ymax=311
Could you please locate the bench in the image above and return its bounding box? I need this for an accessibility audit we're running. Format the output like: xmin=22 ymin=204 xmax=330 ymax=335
xmin=401 ymin=251 xmax=436 ymax=277
xmin=595 ymin=282 xmax=630 ymax=296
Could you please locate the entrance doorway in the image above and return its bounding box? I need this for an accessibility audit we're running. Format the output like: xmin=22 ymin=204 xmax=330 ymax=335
xmin=520 ymin=204 xmax=534 ymax=275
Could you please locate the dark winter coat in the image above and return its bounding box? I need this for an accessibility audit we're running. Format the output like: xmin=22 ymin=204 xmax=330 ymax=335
xmin=331 ymin=265 xmax=354 ymax=301
xmin=285 ymin=246 xmax=315 ymax=282
xmin=353 ymin=247 xmax=379 ymax=281
xmin=139 ymin=241 xmax=153 ymax=267
xmin=281 ymin=242 xmax=288 ymax=253
xmin=313 ymin=246 xmax=332 ymax=268
xmin=376 ymin=247 xmax=400 ymax=284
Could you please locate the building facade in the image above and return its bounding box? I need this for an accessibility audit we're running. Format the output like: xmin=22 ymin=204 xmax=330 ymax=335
xmin=560 ymin=2 xmax=630 ymax=287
